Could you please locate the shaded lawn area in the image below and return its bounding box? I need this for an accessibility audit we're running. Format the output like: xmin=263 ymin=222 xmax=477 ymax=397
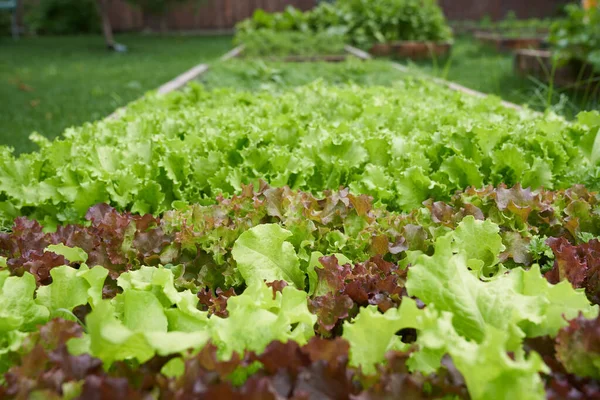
xmin=407 ymin=36 xmax=599 ymax=118
xmin=0 ymin=34 xmax=232 ymax=154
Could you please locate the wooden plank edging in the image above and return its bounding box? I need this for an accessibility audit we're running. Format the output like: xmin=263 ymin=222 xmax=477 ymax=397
xmin=156 ymin=64 xmax=210 ymax=95
xmin=221 ymin=45 xmax=244 ymax=61
xmin=344 ymin=45 xmax=371 ymax=60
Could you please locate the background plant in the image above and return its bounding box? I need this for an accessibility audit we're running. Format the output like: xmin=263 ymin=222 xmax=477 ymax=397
xmin=549 ymin=3 xmax=600 ymax=73
xmin=235 ymin=0 xmax=452 ymax=50
xmin=24 ymin=0 xmax=100 ymax=35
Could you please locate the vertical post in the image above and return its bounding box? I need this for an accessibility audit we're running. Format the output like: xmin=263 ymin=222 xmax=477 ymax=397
xmin=96 ymin=0 xmax=116 ymax=49
xmin=11 ymin=10 xmax=18 ymax=39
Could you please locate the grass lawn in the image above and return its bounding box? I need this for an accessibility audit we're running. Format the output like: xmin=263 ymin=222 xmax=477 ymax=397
xmin=407 ymin=36 xmax=599 ymax=118
xmin=0 ymin=34 xmax=232 ymax=154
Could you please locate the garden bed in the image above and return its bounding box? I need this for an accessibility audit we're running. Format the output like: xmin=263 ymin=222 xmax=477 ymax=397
xmin=198 ymin=58 xmax=406 ymax=90
xmin=514 ymin=48 xmax=598 ymax=89
xmin=475 ymin=31 xmax=546 ymax=52
xmin=253 ymin=54 xmax=348 ymax=63
xmin=3 ymin=41 xmax=600 ymax=400
xmin=370 ymin=41 xmax=452 ymax=59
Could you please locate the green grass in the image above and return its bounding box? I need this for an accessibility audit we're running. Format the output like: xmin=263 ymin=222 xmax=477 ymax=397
xmin=0 ymin=34 xmax=232 ymax=154
xmin=406 ymin=36 xmax=599 ymax=118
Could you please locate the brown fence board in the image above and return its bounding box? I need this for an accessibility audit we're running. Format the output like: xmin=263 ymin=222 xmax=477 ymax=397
xmin=439 ymin=0 xmax=572 ymax=20
xmin=17 ymin=0 xmax=573 ymax=33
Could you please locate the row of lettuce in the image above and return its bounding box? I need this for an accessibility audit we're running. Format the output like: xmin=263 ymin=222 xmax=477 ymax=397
xmin=1 ymin=72 xmax=599 ymax=229
xmin=3 ymin=183 xmax=600 ymax=399
xmin=1 ymin=60 xmax=600 ymax=399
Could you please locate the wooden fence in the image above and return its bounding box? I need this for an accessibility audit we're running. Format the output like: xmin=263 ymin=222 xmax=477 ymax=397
xmin=438 ymin=0 xmax=572 ymax=20
xmin=16 ymin=0 xmax=575 ymax=32
xmin=107 ymin=0 xmax=315 ymax=32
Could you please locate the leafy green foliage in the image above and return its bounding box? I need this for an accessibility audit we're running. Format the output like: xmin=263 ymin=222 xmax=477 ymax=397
xmin=1 ymin=324 xmax=467 ymax=399
xmin=231 ymin=224 xmax=304 ymax=288
xmin=2 ymin=43 xmax=600 ymax=399
xmin=549 ymin=4 xmax=600 ymax=72
xmin=235 ymin=0 xmax=452 ymax=49
xmin=336 ymin=0 xmax=452 ymax=46
xmin=24 ymin=0 xmax=100 ymax=35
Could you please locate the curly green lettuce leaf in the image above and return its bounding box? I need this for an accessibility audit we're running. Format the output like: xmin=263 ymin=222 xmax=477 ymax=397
xmin=45 ymin=244 xmax=88 ymax=263
xmin=68 ymin=266 xmax=211 ymax=367
xmin=232 ymin=224 xmax=305 ymax=288
xmin=344 ymin=299 xmax=549 ymax=400
xmin=0 ymin=271 xmax=49 ymax=332
xmin=0 ymin=271 xmax=50 ymax=372
xmin=452 ymin=215 xmax=505 ymax=276
xmin=342 ymin=305 xmax=409 ymax=375
xmin=36 ymin=264 xmax=108 ymax=317
xmin=68 ymin=265 xmax=315 ymax=367
xmin=406 ymin=224 xmax=597 ymax=344
xmin=211 ymin=281 xmax=316 ymax=360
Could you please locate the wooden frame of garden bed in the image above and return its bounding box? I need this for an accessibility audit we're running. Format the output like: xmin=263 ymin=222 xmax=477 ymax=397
xmin=107 ymin=43 xmax=533 ymax=120
xmin=514 ymin=48 xmax=600 ymax=91
xmin=369 ymin=41 xmax=452 ymax=59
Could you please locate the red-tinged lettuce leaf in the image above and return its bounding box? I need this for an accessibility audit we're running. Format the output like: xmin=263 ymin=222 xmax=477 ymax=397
xmin=1 ymin=318 xmax=175 ymax=399
xmin=545 ymin=237 xmax=600 ymax=304
xmin=197 ymin=287 xmax=237 ymax=318
xmin=438 ymin=184 xmax=600 ymax=240
xmin=0 ymin=205 xmax=169 ymax=284
xmin=546 ymin=375 xmax=600 ymax=400
xmin=252 ymin=338 xmax=354 ymax=399
xmin=2 ymin=183 xmax=600 ymax=297
xmin=11 ymin=250 xmax=66 ymax=285
xmin=354 ymin=353 xmax=468 ymax=400
xmin=555 ymin=314 xmax=600 ymax=380
xmin=525 ymin=334 xmax=600 ymax=400
xmin=1 ymin=319 xmax=101 ymax=398
xmin=168 ymin=343 xmax=271 ymax=398
xmin=309 ymin=293 xmax=354 ymax=337
xmin=171 ymin=338 xmax=355 ymax=399
xmin=314 ymin=255 xmax=406 ymax=309
xmin=3 ymin=321 xmax=468 ymax=400
xmin=308 ymin=255 xmax=408 ymax=337
xmin=266 ymin=279 xmax=289 ymax=297
xmin=78 ymin=375 xmax=143 ymax=400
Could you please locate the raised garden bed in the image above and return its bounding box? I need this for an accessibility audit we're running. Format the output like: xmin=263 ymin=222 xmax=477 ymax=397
xmin=257 ymin=54 xmax=348 ymax=63
xmin=5 ymin=42 xmax=600 ymax=400
xmin=475 ymin=31 xmax=546 ymax=52
xmin=369 ymin=41 xmax=452 ymax=59
xmin=514 ymin=48 xmax=598 ymax=89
